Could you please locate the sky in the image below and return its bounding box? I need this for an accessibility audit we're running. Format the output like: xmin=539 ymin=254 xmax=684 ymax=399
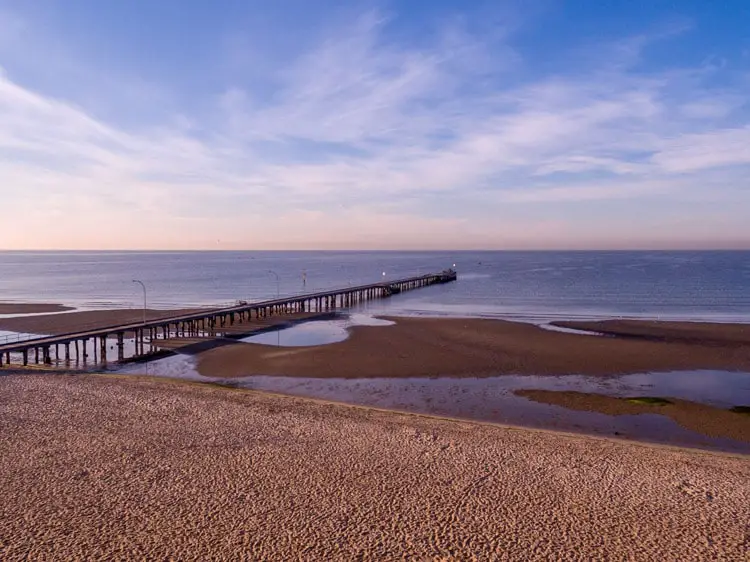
xmin=0 ymin=0 xmax=749 ymax=250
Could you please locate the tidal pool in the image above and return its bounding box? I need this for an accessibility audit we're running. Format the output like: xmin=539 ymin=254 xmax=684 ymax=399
xmin=116 ymin=351 xmax=750 ymax=454
xmin=241 ymin=314 xmax=394 ymax=347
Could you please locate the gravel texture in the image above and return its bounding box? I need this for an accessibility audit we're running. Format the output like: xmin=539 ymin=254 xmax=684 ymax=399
xmin=1 ymin=374 xmax=748 ymax=561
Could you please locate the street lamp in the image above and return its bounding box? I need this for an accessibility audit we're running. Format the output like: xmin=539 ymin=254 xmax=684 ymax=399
xmin=132 ymin=280 xmax=147 ymax=325
xmin=267 ymin=270 xmax=281 ymax=347
xmin=267 ymin=270 xmax=280 ymax=298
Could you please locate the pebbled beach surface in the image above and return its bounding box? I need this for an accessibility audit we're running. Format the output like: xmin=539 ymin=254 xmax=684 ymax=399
xmin=1 ymin=374 xmax=748 ymax=561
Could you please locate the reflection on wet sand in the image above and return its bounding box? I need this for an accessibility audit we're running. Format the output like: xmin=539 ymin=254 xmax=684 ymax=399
xmin=117 ymin=350 xmax=750 ymax=453
xmin=241 ymin=314 xmax=395 ymax=346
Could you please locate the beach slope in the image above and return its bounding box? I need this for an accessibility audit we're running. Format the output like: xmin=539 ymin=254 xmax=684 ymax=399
xmin=0 ymin=375 xmax=747 ymax=561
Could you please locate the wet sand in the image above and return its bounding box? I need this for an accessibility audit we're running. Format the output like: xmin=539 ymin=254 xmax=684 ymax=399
xmin=0 ymin=375 xmax=747 ymax=561
xmin=0 ymin=303 xmax=72 ymax=314
xmin=516 ymin=390 xmax=750 ymax=443
xmin=0 ymin=308 xmax=205 ymax=336
xmin=554 ymin=319 xmax=750 ymax=346
xmin=197 ymin=316 xmax=750 ymax=378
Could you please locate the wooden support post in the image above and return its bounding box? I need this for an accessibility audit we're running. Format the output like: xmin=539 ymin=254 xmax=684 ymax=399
xmin=22 ymin=349 xmax=28 ymax=366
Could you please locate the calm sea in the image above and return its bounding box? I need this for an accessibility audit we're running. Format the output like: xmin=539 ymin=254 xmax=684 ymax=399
xmin=0 ymin=251 xmax=749 ymax=322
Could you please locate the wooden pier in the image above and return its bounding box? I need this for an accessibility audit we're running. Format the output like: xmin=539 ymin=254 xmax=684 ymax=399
xmin=0 ymin=270 xmax=456 ymax=368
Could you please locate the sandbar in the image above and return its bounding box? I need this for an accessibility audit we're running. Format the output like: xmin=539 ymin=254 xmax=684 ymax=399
xmin=516 ymin=389 xmax=750 ymax=443
xmin=0 ymin=374 xmax=747 ymax=561
xmin=0 ymin=303 xmax=73 ymax=315
xmin=197 ymin=316 xmax=750 ymax=378
xmin=0 ymin=308 xmax=205 ymax=336
xmin=553 ymin=319 xmax=750 ymax=345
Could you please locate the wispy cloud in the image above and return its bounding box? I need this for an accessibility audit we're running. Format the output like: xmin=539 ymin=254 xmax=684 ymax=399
xmin=0 ymin=5 xmax=749 ymax=249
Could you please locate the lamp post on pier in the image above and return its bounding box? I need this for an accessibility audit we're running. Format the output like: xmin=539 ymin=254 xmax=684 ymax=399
xmin=267 ymin=270 xmax=281 ymax=347
xmin=267 ymin=270 xmax=280 ymax=298
xmin=132 ymin=280 xmax=147 ymax=325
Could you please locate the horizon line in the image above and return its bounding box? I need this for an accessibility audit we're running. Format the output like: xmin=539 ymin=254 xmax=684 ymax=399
xmin=2 ymin=247 xmax=750 ymax=253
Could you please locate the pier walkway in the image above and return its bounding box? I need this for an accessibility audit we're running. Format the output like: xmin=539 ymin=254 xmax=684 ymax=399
xmin=0 ymin=270 xmax=456 ymax=367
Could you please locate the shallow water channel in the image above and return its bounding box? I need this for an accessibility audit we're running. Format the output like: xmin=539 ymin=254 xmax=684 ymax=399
xmin=240 ymin=314 xmax=394 ymax=346
xmin=117 ymin=314 xmax=750 ymax=454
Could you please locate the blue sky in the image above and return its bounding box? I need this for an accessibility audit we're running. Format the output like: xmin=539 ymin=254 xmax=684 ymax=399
xmin=1 ymin=0 xmax=749 ymax=249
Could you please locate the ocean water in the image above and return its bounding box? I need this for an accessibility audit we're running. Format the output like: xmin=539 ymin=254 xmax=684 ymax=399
xmin=0 ymin=250 xmax=749 ymax=322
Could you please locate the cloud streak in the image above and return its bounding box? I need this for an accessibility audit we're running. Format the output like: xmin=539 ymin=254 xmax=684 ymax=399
xmin=0 ymin=6 xmax=749 ymax=249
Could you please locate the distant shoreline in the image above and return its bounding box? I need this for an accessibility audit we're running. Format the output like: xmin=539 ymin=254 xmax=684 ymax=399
xmin=2 ymin=310 xmax=750 ymax=378
xmin=1 ymin=303 xmax=749 ymax=335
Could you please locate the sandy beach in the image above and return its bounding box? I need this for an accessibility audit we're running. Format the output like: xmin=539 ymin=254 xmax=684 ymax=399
xmin=0 ymin=303 xmax=73 ymax=315
xmin=0 ymin=374 xmax=747 ymax=561
xmin=196 ymin=316 xmax=750 ymax=378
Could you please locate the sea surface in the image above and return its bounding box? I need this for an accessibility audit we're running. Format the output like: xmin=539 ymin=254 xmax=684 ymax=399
xmin=0 ymin=250 xmax=749 ymax=322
